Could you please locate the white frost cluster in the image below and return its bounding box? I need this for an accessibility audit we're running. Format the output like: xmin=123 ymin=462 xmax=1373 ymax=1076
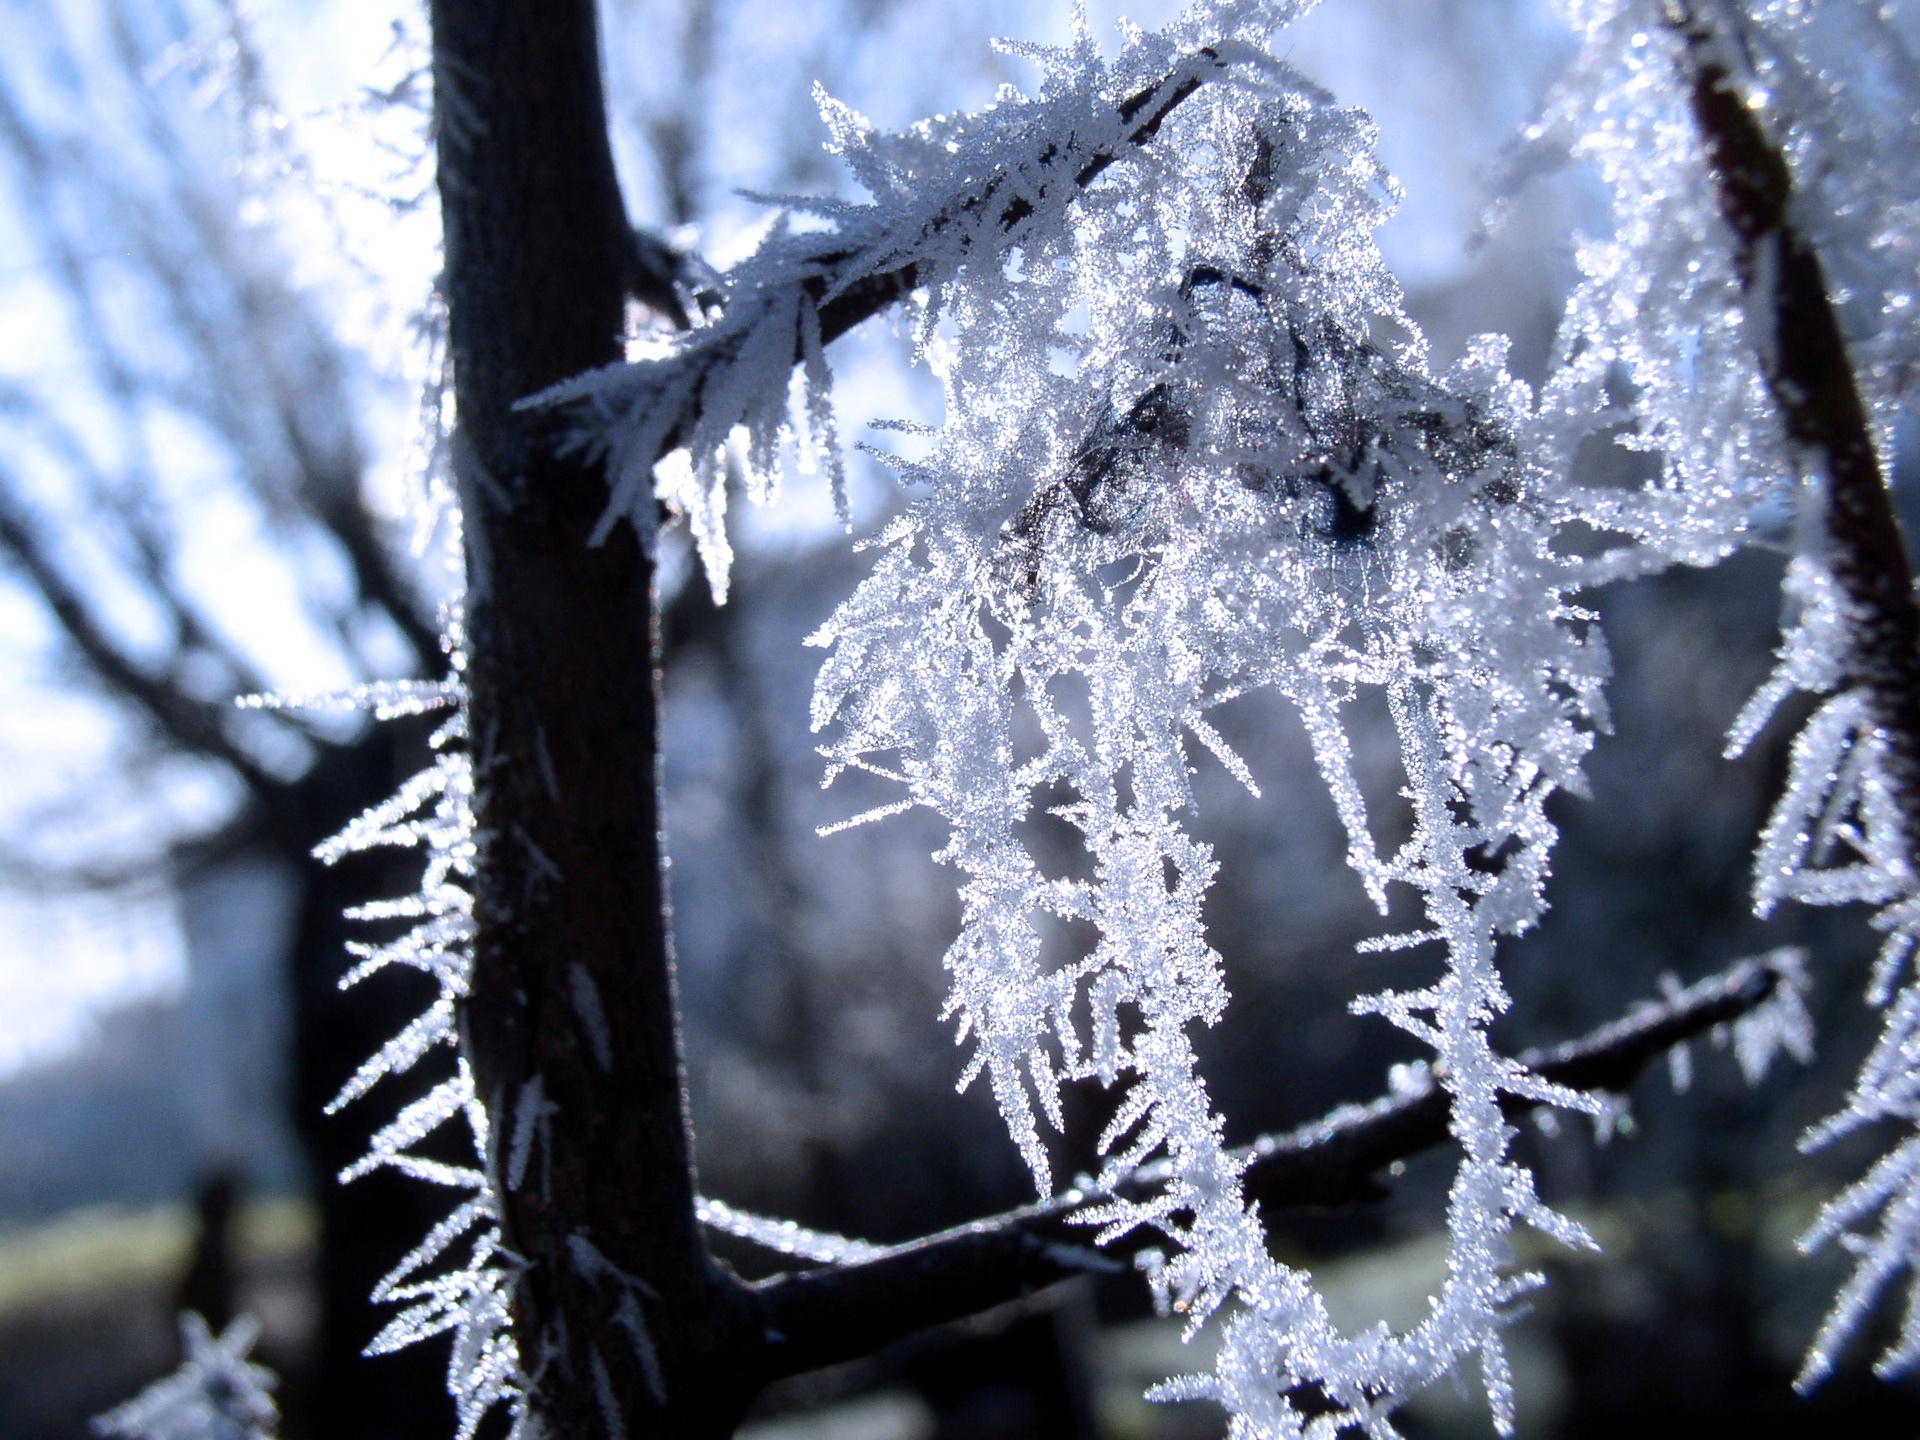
xmin=309 ymin=631 xmax=535 ymax=1440
xmin=795 ymin=17 xmax=1624 ymax=1435
xmin=93 ymin=1314 xmax=279 ymax=1440
xmin=303 ymin=0 xmax=1920 ymax=1433
xmin=1743 ymin=556 xmax=1920 ymax=1389
xmin=695 ymin=1196 xmax=890 ymax=1265
xmin=1533 ymin=0 xmax=1794 ymax=579
xmin=530 ymin=3 xmax=1327 ymax=600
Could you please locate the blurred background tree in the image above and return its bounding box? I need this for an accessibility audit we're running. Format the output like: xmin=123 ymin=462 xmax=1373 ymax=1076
xmin=0 ymin=2 xmax=1915 ymax=1438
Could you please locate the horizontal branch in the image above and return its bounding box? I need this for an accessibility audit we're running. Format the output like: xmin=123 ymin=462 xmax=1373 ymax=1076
xmin=747 ymin=953 xmax=1792 ymax=1382
xmin=807 ymin=51 xmax=1221 ymax=351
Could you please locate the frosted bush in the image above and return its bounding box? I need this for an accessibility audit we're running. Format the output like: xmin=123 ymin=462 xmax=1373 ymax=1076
xmin=796 ymin=20 xmax=1626 ymax=1434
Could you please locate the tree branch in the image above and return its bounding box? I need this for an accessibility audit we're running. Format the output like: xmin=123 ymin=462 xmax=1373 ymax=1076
xmin=0 ymin=475 xmax=283 ymax=793
xmin=748 ymin=953 xmax=1793 ymax=1381
xmin=1665 ymin=0 xmax=1920 ymax=854
xmin=534 ymin=48 xmax=1234 ymax=475
xmin=807 ymin=51 xmax=1222 ymax=348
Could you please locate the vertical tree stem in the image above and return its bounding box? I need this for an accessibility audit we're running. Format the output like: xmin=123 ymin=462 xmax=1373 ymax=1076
xmin=1667 ymin=0 xmax=1920 ymax=856
xmin=428 ymin=3 xmax=753 ymax=1435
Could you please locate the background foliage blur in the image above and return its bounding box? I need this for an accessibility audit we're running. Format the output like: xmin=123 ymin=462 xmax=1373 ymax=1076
xmin=0 ymin=1 xmax=1917 ymax=1437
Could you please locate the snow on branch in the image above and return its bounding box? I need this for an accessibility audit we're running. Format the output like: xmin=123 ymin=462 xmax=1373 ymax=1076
xmin=1663 ymin=0 xmax=1920 ymax=856
xmin=1569 ymin=0 xmax=1920 ymax=1393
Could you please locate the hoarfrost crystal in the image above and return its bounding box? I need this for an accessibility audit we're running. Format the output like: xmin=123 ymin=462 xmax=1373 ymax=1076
xmin=1544 ymin=0 xmax=1920 ymax=1396
xmin=93 ymin=1315 xmax=279 ymax=1440
xmin=801 ymin=20 xmax=1616 ymax=1434
xmin=295 ymin=0 xmax=1920 ymax=1433
xmin=309 ymin=630 xmax=534 ymax=1440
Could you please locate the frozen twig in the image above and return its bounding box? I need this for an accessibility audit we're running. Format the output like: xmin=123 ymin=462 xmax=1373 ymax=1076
xmin=748 ymin=954 xmax=1792 ymax=1381
xmin=1665 ymin=0 xmax=1920 ymax=856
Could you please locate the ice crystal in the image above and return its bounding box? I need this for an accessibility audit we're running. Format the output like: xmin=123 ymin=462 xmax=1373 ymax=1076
xmin=527 ymin=2 xmax=1326 ymax=598
xmin=798 ymin=25 xmax=1613 ymax=1433
xmin=93 ymin=1314 xmax=278 ymax=1440
xmin=1532 ymin=0 xmax=1793 ymax=582
xmin=1726 ymin=948 xmax=1815 ymax=1086
xmin=298 ymin=624 xmax=534 ymax=1440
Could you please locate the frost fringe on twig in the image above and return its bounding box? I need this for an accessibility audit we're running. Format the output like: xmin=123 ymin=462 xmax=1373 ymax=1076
xmin=1544 ymin=0 xmax=1920 ymax=1393
xmin=510 ymin=0 xmax=1918 ymax=1430
xmin=134 ymin=0 xmax=1920 ymax=1434
xmin=302 ymin=627 xmax=538 ymax=1440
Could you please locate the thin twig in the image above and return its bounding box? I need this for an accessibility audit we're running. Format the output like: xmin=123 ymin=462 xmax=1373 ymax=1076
xmin=540 ymin=49 xmax=1234 ymax=473
xmin=748 ymin=953 xmax=1791 ymax=1382
xmin=809 ymin=51 xmax=1220 ymax=347
xmin=1665 ymin=0 xmax=1920 ymax=855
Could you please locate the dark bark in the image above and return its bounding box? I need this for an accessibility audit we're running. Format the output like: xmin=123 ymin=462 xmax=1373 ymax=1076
xmin=1666 ymin=0 xmax=1920 ymax=853
xmin=429 ymin=3 xmax=755 ymax=1437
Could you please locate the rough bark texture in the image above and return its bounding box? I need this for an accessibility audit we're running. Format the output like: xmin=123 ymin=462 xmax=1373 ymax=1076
xmin=429 ymin=3 xmax=754 ymax=1437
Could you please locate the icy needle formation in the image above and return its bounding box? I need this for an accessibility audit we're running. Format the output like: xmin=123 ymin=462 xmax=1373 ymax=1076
xmin=791 ymin=7 xmax=1615 ymax=1434
xmin=307 ymin=637 xmax=530 ymax=1440
xmin=342 ymin=0 xmax=1920 ymax=1431
xmin=93 ymin=1315 xmax=280 ymax=1440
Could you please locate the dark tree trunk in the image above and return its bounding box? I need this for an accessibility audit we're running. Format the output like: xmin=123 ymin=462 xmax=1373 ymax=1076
xmin=429 ymin=4 xmax=755 ymax=1437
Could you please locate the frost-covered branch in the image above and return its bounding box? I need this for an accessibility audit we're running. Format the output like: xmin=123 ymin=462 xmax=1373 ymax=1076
xmin=1630 ymin=0 xmax=1920 ymax=1388
xmin=526 ymin=41 xmax=1239 ymax=593
xmin=803 ymin=50 xmax=1223 ymax=348
xmin=1665 ymin=0 xmax=1920 ymax=853
xmin=749 ymin=953 xmax=1799 ymax=1380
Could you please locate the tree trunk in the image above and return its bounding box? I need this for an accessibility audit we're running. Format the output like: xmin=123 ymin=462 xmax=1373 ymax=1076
xmin=429 ymin=4 xmax=754 ymax=1437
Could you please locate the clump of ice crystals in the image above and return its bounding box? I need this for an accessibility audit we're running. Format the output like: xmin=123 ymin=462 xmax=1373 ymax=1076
xmin=809 ymin=28 xmax=1611 ymax=1433
xmin=349 ymin=0 xmax=1920 ymax=1427
xmin=304 ymin=638 xmax=533 ymax=1440
xmin=93 ymin=1315 xmax=280 ymax=1440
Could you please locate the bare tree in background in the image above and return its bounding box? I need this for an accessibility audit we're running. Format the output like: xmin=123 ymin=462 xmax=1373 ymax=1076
xmin=0 ymin=6 xmax=454 ymax=1435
